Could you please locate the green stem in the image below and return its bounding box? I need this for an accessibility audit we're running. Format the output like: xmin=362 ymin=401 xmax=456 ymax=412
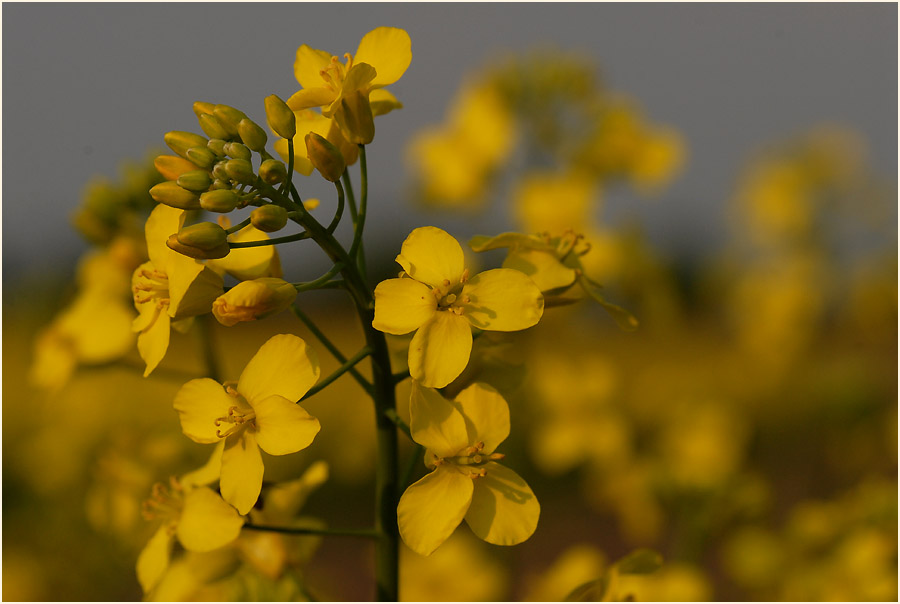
xmin=349 ymin=145 xmax=368 ymax=276
xmin=280 ymin=138 xmax=295 ymax=195
xmin=301 ymin=346 xmax=372 ymax=401
xmin=399 ymin=443 xmax=425 ymax=497
xmin=243 ymin=523 xmax=379 ymax=538
xmin=294 ymin=262 xmax=344 ymax=293
xmin=291 ymin=305 xmax=372 ymax=394
xmin=197 ymin=314 xmax=222 ymax=382
xmin=384 ymin=408 xmax=412 ymax=441
xmin=342 ymin=170 xmax=358 ymax=224
xmin=225 ymin=215 xmax=253 ymax=235
xmin=229 ymin=231 xmax=310 ymax=248
xmin=392 ymin=370 xmax=410 ymax=385
xmin=328 ymin=180 xmax=345 ymax=235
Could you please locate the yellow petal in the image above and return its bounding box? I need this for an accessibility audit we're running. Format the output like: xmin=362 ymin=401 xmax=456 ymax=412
xmin=409 ymin=381 xmax=469 ymax=457
xmin=503 ymin=248 xmax=577 ymax=292
xmin=274 ymin=137 xmax=314 ymax=176
xmin=176 ymin=487 xmax=244 ymax=552
xmin=409 ymin=312 xmax=472 ymax=389
xmin=238 ymin=334 xmax=320 ymax=404
xmin=373 ymin=278 xmax=437 ymax=335
xmin=136 ymin=525 xmax=174 ymax=594
xmin=326 ymin=118 xmax=359 ymax=165
xmin=396 ymin=226 xmax=465 ymax=289
xmin=137 ymin=311 xmax=171 ymax=377
xmin=169 ymin=261 xmax=223 ymax=320
xmin=452 ymin=383 xmax=510 ymax=454
xmin=369 ymin=88 xmax=403 ymax=117
xmin=460 ymin=268 xmax=544 ymax=331
xmin=180 ymin=441 xmax=225 ymax=487
xmin=286 ymin=87 xmax=337 ymax=111
xmin=398 ymin=465 xmax=473 ymax=556
xmin=465 ymin=462 xmax=539 ymax=546
xmin=60 ymin=292 xmax=135 ymax=362
xmin=353 ymin=27 xmax=412 ymax=88
xmin=220 ymin=431 xmax=264 ymax=515
xmin=145 ymin=205 xmax=185 ymax=269
xmin=293 ymin=44 xmax=333 ymax=89
xmin=173 ymin=378 xmax=234 ymax=444
xmin=208 ymin=225 xmax=281 ymax=282
xmin=252 ymin=395 xmax=320 ymax=455
xmin=342 ymin=62 xmax=377 ymax=94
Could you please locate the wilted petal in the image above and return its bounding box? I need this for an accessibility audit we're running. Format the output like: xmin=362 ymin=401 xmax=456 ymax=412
xmin=408 ymin=311 xmax=472 ymax=389
xmin=460 ymin=268 xmax=544 ymax=331
xmin=238 ymin=334 xmax=320 ymax=404
xmin=176 ymin=487 xmax=244 ymax=552
xmin=373 ymin=278 xmax=437 ymax=335
xmin=173 ymin=378 xmax=234 ymax=444
xmin=465 ymin=462 xmax=539 ymax=546
xmin=253 ymin=395 xmax=320 ymax=455
xmin=409 ymin=381 xmax=469 ymax=458
xmin=396 ymin=227 xmax=465 ymax=289
xmin=398 ymin=465 xmax=473 ymax=556
xmin=452 ymin=383 xmax=510 ymax=454
xmin=220 ymin=431 xmax=264 ymax=515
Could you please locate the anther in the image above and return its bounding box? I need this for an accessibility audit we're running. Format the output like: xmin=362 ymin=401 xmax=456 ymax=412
xmin=442 ymin=279 xmax=451 ymax=287
xmin=460 ymin=269 xmax=470 ymax=283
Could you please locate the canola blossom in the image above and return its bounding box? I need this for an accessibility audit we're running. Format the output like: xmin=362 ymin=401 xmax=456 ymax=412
xmin=397 ymin=381 xmax=539 ymax=556
xmin=173 ymin=334 xmax=321 ymax=514
xmin=373 ymin=226 xmax=544 ymax=388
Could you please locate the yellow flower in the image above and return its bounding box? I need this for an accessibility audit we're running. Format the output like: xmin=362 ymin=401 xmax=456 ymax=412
xmin=173 ymin=334 xmax=321 ymax=514
xmin=514 ymin=170 xmax=596 ymax=235
xmin=212 ymin=278 xmax=297 ymax=327
xmin=287 ymin=27 xmax=409 ymax=143
xmin=136 ymin=454 xmax=244 ymax=595
xmin=208 ymin=218 xmax=283 ymax=282
xmin=397 ymin=381 xmax=539 ymax=556
xmin=132 ymin=205 xmax=224 ymax=376
xmin=373 ymin=226 xmax=544 ymax=388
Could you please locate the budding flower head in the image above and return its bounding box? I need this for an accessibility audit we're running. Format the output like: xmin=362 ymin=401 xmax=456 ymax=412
xmin=259 ymin=158 xmax=287 ymax=185
xmin=212 ymin=278 xmax=297 ymax=327
xmin=305 ymin=132 xmax=345 ymax=182
xmin=213 ymin=104 xmax=247 ymax=137
xmin=250 ymin=205 xmax=288 ymax=232
xmin=225 ymin=158 xmax=256 ymax=185
xmin=185 ymin=146 xmax=217 ymax=169
xmin=264 ymin=94 xmax=296 ymax=139
xmin=238 ymin=118 xmax=268 ymax=152
xmin=149 ymin=181 xmax=201 ymax=210
xmin=200 ymin=189 xmax=240 ymax=213
xmin=193 ymin=101 xmax=215 ymax=118
xmin=165 ymin=131 xmax=209 ymax=159
xmin=198 ymin=113 xmax=231 ymax=141
xmin=335 ymin=90 xmax=375 ymax=145
xmin=176 ymin=170 xmax=213 ymax=193
xmin=224 ymin=142 xmax=252 ymax=161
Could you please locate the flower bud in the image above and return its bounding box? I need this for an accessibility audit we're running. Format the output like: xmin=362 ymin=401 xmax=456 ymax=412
xmin=264 ymin=94 xmax=296 ymax=139
xmin=164 ymin=131 xmax=209 ymax=159
xmin=200 ymin=189 xmax=241 ymax=213
xmin=154 ymin=155 xmax=199 ymax=180
xmin=193 ymin=101 xmax=215 ymax=117
xmin=212 ymin=278 xmax=297 ymax=327
xmin=176 ymin=221 xmax=228 ymax=249
xmin=149 ymin=181 xmax=201 ymax=210
xmin=225 ymin=158 xmax=256 ymax=185
xmin=238 ymin=118 xmax=268 ymax=152
xmin=212 ymin=161 xmax=230 ymax=181
xmin=335 ymin=90 xmax=374 ymax=144
xmin=305 ymin=132 xmax=346 ymax=181
xmin=223 ymin=142 xmax=252 ymax=160
xmin=185 ymin=146 xmax=217 ymax=169
xmin=167 ymin=233 xmax=230 ymax=260
xmin=250 ymin=205 xmax=288 ymax=232
xmin=198 ymin=113 xmax=231 ymax=140
xmin=176 ymin=170 xmax=213 ymax=193
xmin=303 ymin=198 xmax=320 ymax=211
xmin=259 ymin=159 xmax=287 ymax=185
xmin=213 ymin=104 xmax=247 ymax=137
xmin=207 ymin=139 xmax=227 ymax=157
xmin=210 ymin=179 xmax=232 ymax=191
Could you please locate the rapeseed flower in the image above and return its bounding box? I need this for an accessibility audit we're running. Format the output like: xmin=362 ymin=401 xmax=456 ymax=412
xmin=373 ymin=226 xmax=543 ymax=388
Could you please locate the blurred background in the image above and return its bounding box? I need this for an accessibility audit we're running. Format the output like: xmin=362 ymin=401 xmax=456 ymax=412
xmin=3 ymin=3 xmax=897 ymax=601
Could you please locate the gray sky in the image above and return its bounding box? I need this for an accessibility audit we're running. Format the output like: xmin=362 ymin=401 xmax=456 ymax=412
xmin=3 ymin=3 xmax=897 ymax=284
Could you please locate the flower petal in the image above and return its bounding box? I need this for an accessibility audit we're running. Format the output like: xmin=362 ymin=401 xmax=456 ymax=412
xmin=180 ymin=441 xmax=225 ymax=487
xmin=452 ymin=383 xmax=510 ymax=454
xmin=342 ymin=62 xmax=377 ymax=94
xmin=465 ymin=462 xmax=539 ymax=546
xmin=369 ymin=88 xmax=403 ymax=117
xmin=220 ymin=431 xmax=264 ymax=515
xmin=136 ymin=525 xmax=174 ymax=594
xmin=173 ymin=378 xmax=234 ymax=444
xmin=252 ymin=395 xmax=321 ymax=455
xmin=460 ymin=268 xmax=544 ymax=332
xmin=176 ymin=486 xmax=245 ymax=552
xmin=409 ymin=381 xmax=469 ymax=457
xmin=353 ymin=27 xmax=412 ymax=88
xmin=373 ymin=278 xmax=437 ymax=335
xmin=398 ymin=465 xmax=473 ymax=556
xmin=396 ymin=226 xmax=465 ymax=289
xmin=168 ymin=261 xmax=223 ymax=320
xmin=238 ymin=334 xmax=320 ymax=404
xmin=293 ymin=44 xmax=333 ymax=89
xmin=409 ymin=311 xmax=472 ymax=389
xmin=207 ymin=225 xmax=282 ymax=282
xmin=503 ymin=248 xmax=577 ymax=292
xmin=145 ymin=205 xmax=185 ymax=269
xmin=286 ymin=87 xmax=337 ymax=111
xmin=137 ymin=311 xmax=170 ymax=377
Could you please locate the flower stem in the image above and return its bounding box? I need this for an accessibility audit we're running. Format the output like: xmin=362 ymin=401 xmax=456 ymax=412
xmin=229 ymin=231 xmax=311 ymax=248
xmin=301 ymin=346 xmax=372 ymax=401
xmin=244 ymin=523 xmax=379 ymax=538
xmin=328 ymin=180 xmax=345 ymax=235
xmin=290 ymin=305 xmax=372 ymax=393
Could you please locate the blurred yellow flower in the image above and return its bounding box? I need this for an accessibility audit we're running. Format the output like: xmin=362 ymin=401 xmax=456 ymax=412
xmin=173 ymin=334 xmax=321 ymax=514
xmin=397 ymin=381 xmax=539 ymax=555
xmin=373 ymin=226 xmax=544 ymax=388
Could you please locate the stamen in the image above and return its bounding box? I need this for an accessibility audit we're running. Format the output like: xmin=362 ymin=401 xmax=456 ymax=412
xmin=442 ymin=279 xmax=451 ymax=287
xmin=460 ymin=269 xmax=470 ymax=283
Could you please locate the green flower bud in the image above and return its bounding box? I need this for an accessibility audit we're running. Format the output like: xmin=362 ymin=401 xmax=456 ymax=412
xmin=305 ymin=132 xmax=345 ymax=182
xmin=164 ymin=131 xmax=209 ymax=159
xmin=149 ymin=181 xmax=201 ymax=210
xmin=223 ymin=142 xmax=252 ymax=160
xmin=200 ymin=189 xmax=240 ymax=213
xmin=225 ymin=158 xmax=256 ymax=185
xmin=250 ymin=205 xmax=288 ymax=232
xmin=176 ymin=170 xmax=213 ymax=193
xmin=193 ymin=101 xmax=215 ymax=118
xmin=264 ymin=94 xmax=296 ymax=139
xmin=207 ymin=139 xmax=227 ymax=157
xmin=155 ymin=154 xmax=200 ymax=180
xmin=185 ymin=146 xmax=217 ymax=169
xmin=210 ymin=179 xmax=232 ymax=191
xmin=176 ymin=221 xmax=228 ymax=250
xmin=335 ymin=90 xmax=374 ymax=145
xmin=167 ymin=233 xmax=230 ymax=260
xmin=213 ymin=104 xmax=247 ymax=137
xmin=238 ymin=118 xmax=268 ymax=152
xmin=212 ymin=161 xmax=231 ymax=181
xmin=198 ymin=113 xmax=230 ymax=140
xmin=259 ymin=159 xmax=287 ymax=185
